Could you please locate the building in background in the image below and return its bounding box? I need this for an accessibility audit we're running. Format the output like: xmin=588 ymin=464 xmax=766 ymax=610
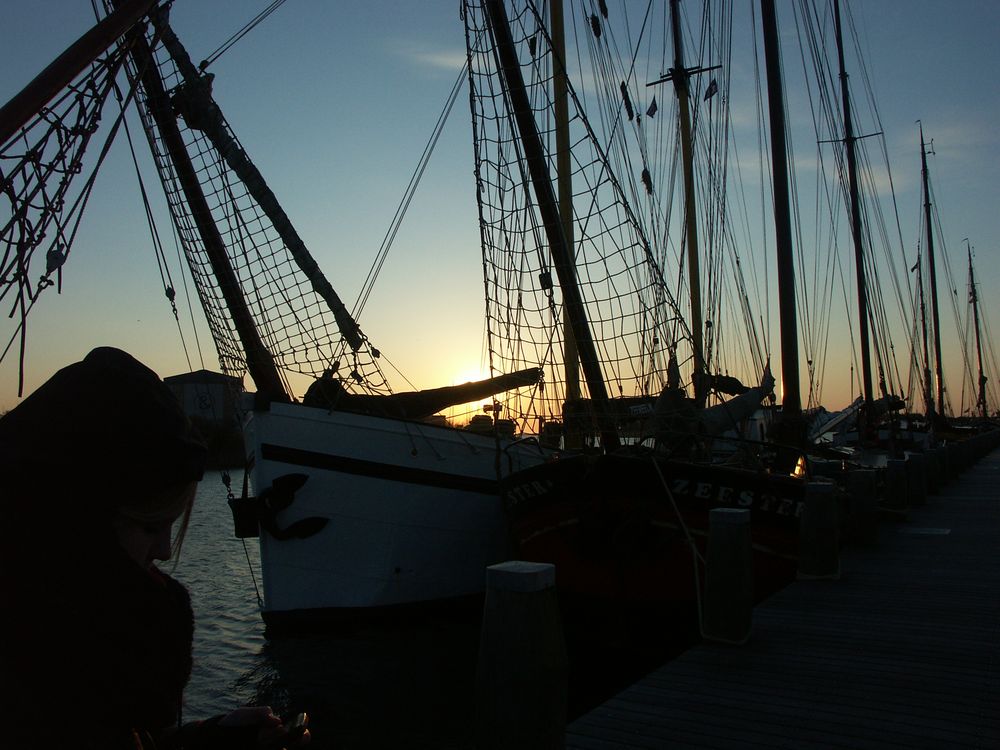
xmin=164 ymin=370 xmax=244 ymax=467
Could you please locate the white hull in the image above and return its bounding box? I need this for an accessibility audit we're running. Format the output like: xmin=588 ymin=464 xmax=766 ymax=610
xmin=243 ymin=402 xmax=549 ymax=620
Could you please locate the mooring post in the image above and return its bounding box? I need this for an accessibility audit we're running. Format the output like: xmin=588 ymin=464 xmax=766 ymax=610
xmin=919 ymin=448 xmax=938 ymax=497
xmin=701 ymin=508 xmax=753 ymax=645
xmin=882 ymin=458 xmax=908 ymax=515
xmin=924 ymin=448 xmax=941 ymax=495
xmin=970 ymin=434 xmax=984 ymax=462
xmin=953 ymin=440 xmax=969 ymax=474
xmin=944 ymin=442 xmax=963 ymax=479
xmin=930 ymin=446 xmax=947 ymax=488
xmin=475 ymin=561 xmax=567 ymax=749
xmin=904 ymin=451 xmax=927 ymax=508
xmin=798 ymin=481 xmax=840 ymax=580
xmin=845 ymin=468 xmax=878 ymax=547
xmin=931 ymin=446 xmax=947 ymax=493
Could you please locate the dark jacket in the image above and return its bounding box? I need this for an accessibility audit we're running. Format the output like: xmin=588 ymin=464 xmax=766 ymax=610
xmin=1 ymin=529 xmax=194 ymax=748
xmin=0 ymin=347 xmax=209 ymax=748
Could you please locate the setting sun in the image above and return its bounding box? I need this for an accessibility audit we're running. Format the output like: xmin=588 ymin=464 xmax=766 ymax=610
xmin=445 ymin=366 xmax=493 ymax=424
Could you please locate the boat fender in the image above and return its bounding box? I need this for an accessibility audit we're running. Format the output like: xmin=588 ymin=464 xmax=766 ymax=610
xmin=258 ymin=473 xmax=329 ymax=541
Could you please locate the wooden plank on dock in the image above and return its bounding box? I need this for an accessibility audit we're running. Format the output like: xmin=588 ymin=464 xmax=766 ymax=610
xmin=567 ymin=449 xmax=1000 ymax=749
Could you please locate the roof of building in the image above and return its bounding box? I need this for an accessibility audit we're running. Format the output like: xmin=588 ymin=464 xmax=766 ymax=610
xmin=164 ymin=369 xmax=242 ymax=387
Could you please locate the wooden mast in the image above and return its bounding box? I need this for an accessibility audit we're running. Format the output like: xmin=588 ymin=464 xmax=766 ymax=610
xmin=483 ymin=0 xmax=620 ymax=451
xmin=117 ymin=4 xmax=288 ymax=402
xmin=645 ymin=0 xmax=720 ymax=406
xmin=0 ymin=0 xmax=158 ymax=146
xmin=919 ymin=123 xmax=945 ymax=417
xmin=669 ymin=0 xmax=706 ymax=405
xmin=152 ymin=16 xmax=364 ymax=353
xmin=550 ymin=0 xmax=583 ymax=448
xmin=967 ymin=240 xmax=988 ymax=418
xmin=833 ymin=0 xmax=875 ymax=424
xmin=759 ymin=0 xmax=801 ymax=420
xmin=916 ymin=248 xmax=936 ymax=420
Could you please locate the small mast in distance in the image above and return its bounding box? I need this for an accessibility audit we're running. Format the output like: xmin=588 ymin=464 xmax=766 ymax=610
xmin=919 ymin=121 xmax=946 ymax=425
xmin=646 ymin=0 xmax=721 ymax=408
xmin=966 ymin=239 xmax=988 ymax=419
xmin=833 ymin=0 xmax=876 ymax=438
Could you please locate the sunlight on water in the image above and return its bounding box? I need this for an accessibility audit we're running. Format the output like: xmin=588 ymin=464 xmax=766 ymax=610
xmin=170 ymin=471 xmax=482 ymax=749
xmin=172 ymin=471 xmax=267 ymax=718
xmin=169 ymin=471 xmax=675 ymax=749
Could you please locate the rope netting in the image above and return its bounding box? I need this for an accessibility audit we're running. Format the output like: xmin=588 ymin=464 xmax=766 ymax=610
xmin=464 ymin=0 xmax=692 ymax=436
xmin=0 ymin=47 xmax=129 ymax=393
xmin=114 ymin=5 xmax=386 ymax=399
xmin=463 ymin=0 xmax=778 ymax=438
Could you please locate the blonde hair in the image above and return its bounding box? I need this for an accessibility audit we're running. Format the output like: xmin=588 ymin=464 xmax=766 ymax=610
xmin=118 ymin=481 xmax=198 ymax=561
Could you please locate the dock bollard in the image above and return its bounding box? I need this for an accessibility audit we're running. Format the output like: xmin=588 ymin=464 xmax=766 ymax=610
xmin=924 ymin=448 xmax=941 ymax=495
xmin=941 ymin=443 xmax=952 ymax=479
xmin=701 ymin=508 xmax=753 ymax=645
xmin=845 ymin=469 xmax=878 ymax=547
xmin=948 ymin=443 xmax=960 ymax=478
xmin=932 ymin=446 xmax=948 ymax=487
xmin=798 ymin=481 xmax=840 ymax=580
xmin=970 ymin=434 xmax=984 ymax=462
xmin=904 ymin=451 xmax=927 ymax=508
xmin=934 ymin=447 xmax=946 ymax=490
xmin=952 ymin=440 xmax=969 ymax=474
xmin=882 ymin=459 xmax=908 ymax=514
xmin=475 ymin=561 xmax=567 ymax=749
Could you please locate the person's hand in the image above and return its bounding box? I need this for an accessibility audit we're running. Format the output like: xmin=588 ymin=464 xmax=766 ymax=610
xmin=218 ymin=706 xmax=311 ymax=747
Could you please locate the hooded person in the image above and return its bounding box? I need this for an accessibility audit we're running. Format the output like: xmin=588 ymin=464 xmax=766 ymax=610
xmin=0 ymin=347 xmax=309 ymax=749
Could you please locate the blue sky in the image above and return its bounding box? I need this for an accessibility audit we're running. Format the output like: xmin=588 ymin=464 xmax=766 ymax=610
xmin=2 ymin=1 xmax=998 ymax=414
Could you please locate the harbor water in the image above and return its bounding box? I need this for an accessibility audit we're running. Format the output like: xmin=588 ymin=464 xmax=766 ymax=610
xmin=174 ymin=470 xmax=688 ymax=749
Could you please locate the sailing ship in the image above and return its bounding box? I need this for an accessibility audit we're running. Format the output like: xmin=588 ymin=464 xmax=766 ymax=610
xmin=458 ymin=0 xmax=822 ymax=622
xmin=460 ymin=0 xmax=984 ymax=615
xmin=1 ymin=1 xmax=556 ymax=629
xmin=2 ymin=0 xmax=818 ymax=630
xmin=907 ymin=127 xmax=997 ymax=433
xmin=8 ymin=1 xmax=986 ymax=633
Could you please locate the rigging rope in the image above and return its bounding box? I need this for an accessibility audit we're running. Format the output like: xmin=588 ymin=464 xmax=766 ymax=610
xmin=112 ymin=75 xmax=198 ymax=373
xmin=787 ymin=0 xmax=913 ymax=410
xmin=198 ymin=0 xmax=292 ymax=70
xmin=0 ymin=45 xmax=134 ymax=389
xmin=352 ymin=59 xmax=470 ymax=323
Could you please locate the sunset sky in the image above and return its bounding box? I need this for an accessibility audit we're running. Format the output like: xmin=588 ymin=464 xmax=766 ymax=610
xmin=2 ymin=0 xmax=998 ymax=415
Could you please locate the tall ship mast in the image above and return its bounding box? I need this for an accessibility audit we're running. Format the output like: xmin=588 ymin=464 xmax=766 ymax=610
xmin=916 ymin=247 xmax=936 ymax=420
xmin=919 ymin=122 xmax=947 ymax=421
xmin=759 ymin=0 xmax=801 ymax=426
xmin=966 ymin=240 xmax=988 ymax=419
xmin=833 ymin=0 xmax=875 ymax=429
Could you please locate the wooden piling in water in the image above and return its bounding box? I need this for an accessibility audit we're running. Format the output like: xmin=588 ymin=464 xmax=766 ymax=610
xmin=475 ymin=561 xmax=567 ymax=750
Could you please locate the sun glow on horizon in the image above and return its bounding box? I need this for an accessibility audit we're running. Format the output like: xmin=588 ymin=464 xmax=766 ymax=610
xmin=443 ymin=365 xmax=493 ymax=425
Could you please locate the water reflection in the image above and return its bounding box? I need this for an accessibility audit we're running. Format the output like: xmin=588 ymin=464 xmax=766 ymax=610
xmin=251 ymin=620 xmax=480 ymax=749
xmin=178 ymin=472 xmax=691 ymax=749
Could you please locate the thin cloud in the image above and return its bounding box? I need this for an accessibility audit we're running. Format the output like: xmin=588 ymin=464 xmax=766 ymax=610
xmin=899 ymin=113 xmax=996 ymax=165
xmin=391 ymin=42 xmax=467 ymax=73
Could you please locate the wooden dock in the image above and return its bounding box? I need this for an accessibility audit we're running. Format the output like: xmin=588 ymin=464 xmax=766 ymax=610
xmin=567 ymin=448 xmax=1000 ymax=749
